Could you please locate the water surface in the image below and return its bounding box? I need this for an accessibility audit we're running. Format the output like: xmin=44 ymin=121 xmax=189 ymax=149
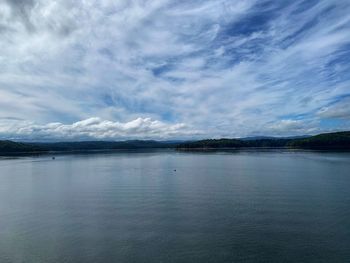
xmin=0 ymin=150 xmax=349 ymax=262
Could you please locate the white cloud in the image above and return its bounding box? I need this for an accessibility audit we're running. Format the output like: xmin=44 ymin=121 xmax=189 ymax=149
xmin=0 ymin=0 xmax=350 ymax=140
xmin=318 ymin=98 xmax=350 ymax=119
xmin=267 ymin=119 xmax=318 ymax=136
xmin=0 ymin=117 xmax=201 ymax=141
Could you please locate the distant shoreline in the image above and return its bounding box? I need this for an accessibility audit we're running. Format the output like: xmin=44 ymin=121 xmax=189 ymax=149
xmin=1 ymin=131 xmax=350 ymax=156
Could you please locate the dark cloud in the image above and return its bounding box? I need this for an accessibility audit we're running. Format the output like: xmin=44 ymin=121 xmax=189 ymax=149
xmin=3 ymin=0 xmax=76 ymax=36
xmin=0 ymin=24 xmax=12 ymax=33
xmin=5 ymin=0 xmax=36 ymax=32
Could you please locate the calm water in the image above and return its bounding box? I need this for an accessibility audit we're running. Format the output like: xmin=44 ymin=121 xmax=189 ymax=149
xmin=0 ymin=150 xmax=349 ymax=263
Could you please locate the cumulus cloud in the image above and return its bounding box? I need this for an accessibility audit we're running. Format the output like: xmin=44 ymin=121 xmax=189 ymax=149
xmin=0 ymin=0 xmax=350 ymax=140
xmin=0 ymin=117 xmax=201 ymax=141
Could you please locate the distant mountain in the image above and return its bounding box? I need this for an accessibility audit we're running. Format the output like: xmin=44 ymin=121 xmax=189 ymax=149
xmin=0 ymin=140 xmax=178 ymax=155
xmin=0 ymin=140 xmax=45 ymax=154
xmin=240 ymin=135 xmax=311 ymax=141
xmin=177 ymin=131 xmax=350 ymax=150
xmin=33 ymin=140 xmax=178 ymax=152
xmin=287 ymin=131 xmax=350 ymax=149
xmin=240 ymin=136 xmax=277 ymax=141
xmin=177 ymin=138 xmax=291 ymax=149
xmin=177 ymin=139 xmax=244 ymax=149
xmin=0 ymin=131 xmax=349 ymax=155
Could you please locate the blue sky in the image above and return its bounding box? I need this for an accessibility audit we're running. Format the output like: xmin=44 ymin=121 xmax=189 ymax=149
xmin=0 ymin=0 xmax=350 ymax=140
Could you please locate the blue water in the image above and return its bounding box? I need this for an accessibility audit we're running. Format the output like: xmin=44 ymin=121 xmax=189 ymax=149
xmin=0 ymin=150 xmax=349 ymax=262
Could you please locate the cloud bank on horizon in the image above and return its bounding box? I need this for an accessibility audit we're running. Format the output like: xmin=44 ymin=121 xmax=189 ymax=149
xmin=0 ymin=0 xmax=350 ymax=141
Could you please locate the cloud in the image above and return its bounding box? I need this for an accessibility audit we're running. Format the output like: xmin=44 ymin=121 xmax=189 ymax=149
xmin=0 ymin=117 xmax=201 ymax=141
xmin=4 ymin=0 xmax=36 ymax=31
xmin=318 ymin=97 xmax=350 ymax=119
xmin=0 ymin=0 xmax=350 ymax=140
xmin=267 ymin=119 xmax=318 ymax=136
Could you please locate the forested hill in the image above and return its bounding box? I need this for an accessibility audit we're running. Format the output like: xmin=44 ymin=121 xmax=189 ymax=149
xmin=35 ymin=140 xmax=177 ymax=151
xmin=177 ymin=138 xmax=293 ymax=149
xmin=177 ymin=131 xmax=350 ymax=150
xmin=288 ymin=131 xmax=350 ymax=149
xmin=0 ymin=131 xmax=350 ymax=154
xmin=0 ymin=140 xmax=178 ymax=154
xmin=0 ymin=140 xmax=45 ymax=153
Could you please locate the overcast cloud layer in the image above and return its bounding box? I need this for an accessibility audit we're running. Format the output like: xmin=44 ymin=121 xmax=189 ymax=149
xmin=0 ymin=0 xmax=350 ymax=141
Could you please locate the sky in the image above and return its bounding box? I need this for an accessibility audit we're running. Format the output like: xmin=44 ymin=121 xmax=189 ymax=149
xmin=0 ymin=0 xmax=350 ymax=141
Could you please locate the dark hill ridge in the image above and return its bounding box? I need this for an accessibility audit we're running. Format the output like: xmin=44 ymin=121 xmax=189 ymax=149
xmin=178 ymin=138 xmax=293 ymax=149
xmin=0 ymin=140 xmax=178 ymax=155
xmin=0 ymin=140 xmax=44 ymax=153
xmin=0 ymin=131 xmax=349 ymax=155
xmin=288 ymin=131 xmax=350 ymax=149
xmin=34 ymin=140 xmax=177 ymax=151
xmin=177 ymin=131 xmax=350 ymax=150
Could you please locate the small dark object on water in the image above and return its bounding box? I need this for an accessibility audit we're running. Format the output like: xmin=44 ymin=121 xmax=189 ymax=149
xmin=174 ymin=169 xmax=176 ymax=172
xmin=52 ymin=157 xmax=55 ymax=160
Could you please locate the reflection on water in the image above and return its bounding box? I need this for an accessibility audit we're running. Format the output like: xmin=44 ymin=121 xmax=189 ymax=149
xmin=0 ymin=150 xmax=349 ymax=263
